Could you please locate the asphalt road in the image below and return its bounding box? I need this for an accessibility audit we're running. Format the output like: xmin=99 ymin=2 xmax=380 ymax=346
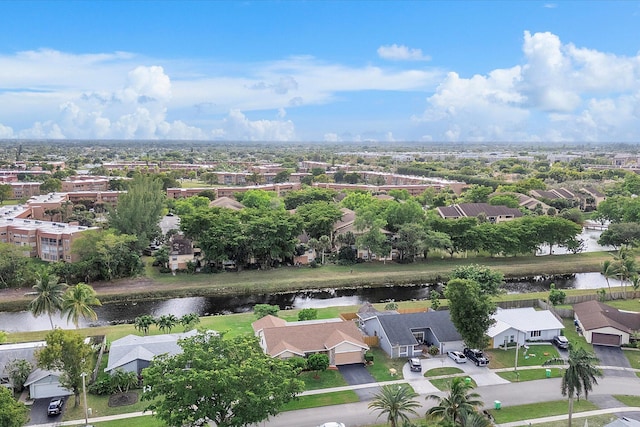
xmin=28 ymin=397 xmax=66 ymax=426
xmin=260 ymin=376 xmax=640 ymax=427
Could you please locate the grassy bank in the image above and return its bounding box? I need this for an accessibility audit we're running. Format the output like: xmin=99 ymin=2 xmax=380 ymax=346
xmin=0 ymin=251 xmax=614 ymax=312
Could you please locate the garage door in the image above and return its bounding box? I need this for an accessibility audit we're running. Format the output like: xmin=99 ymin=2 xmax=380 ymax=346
xmin=31 ymin=383 xmax=72 ymax=399
xmin=592 ymin=332 xmax=621 ymax=346
xmin=334 ymin=352 xmax=363 ymax=365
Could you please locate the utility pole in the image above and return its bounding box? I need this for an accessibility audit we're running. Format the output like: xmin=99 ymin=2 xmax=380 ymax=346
xmin=81 ymin=372 xmax=89 ymax=426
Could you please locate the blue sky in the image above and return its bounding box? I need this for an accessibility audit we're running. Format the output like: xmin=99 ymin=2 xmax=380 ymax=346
xmin=0 ymin=1 xmax=639 ymax=143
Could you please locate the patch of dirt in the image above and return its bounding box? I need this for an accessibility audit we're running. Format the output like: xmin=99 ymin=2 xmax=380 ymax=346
xmin=108 ymin=391 xmax=139 ymax=407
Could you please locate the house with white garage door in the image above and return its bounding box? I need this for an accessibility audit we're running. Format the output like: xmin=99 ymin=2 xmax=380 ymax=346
xmin=487 ymin=307 xmax=564 ymax=348
xmin=574 ymin=300 xmax=640 ymax=346
xmin=24 ymin=368 xmax=72 ymax=399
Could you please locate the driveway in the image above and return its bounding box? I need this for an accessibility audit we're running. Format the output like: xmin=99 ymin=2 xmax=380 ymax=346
xmin=27 ymin=397 xmax=65 ymax=426
xmin=593 ymin=345 xmax=634 ymax=377
xmin=337 ymin=363 xmax=379 ymax=400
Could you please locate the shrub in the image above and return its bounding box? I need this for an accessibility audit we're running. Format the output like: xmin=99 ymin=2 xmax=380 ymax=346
xmin=89 ymin=377 xmax=114 ymax=395
xmin=428 ymin=346 xmax=440 ymax=356
xmin=364 ymin=352 xmax=374 ymax=363
xmin=288 ymin=356 xmax=308 ymax=373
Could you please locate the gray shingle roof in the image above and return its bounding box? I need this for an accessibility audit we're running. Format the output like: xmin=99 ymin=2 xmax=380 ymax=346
xmin=378 ymin=311 xmax=462 ymax=345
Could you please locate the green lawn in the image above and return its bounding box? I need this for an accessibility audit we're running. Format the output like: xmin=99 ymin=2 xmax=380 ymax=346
xmin=485 ymin=344 xmax=560 ymax=369
xmin=280 ymin=390 xmax=360 ymax=411
xmin=365 ymin=347 xmax=406 ymax=381
xmin=423 ymin=367 xmax=464 ymax=377
xmin=93 ymin=416 xmax=162 ymax=427
xmin=488 ymin=399 xmax=599 ymax=423
xmin=299 ymin=368 xmax=348 ymax=390
xmin=430 ymin=376 xmax=476 ymax=391
xmin=497 ymin=368 xmax=563 ymax=382
xmin=62 ymin=391 xmax=151 ymax=422
xmin=562 ymin=318 xmax=594 ymax=352
xmin=613 ymin=395 xmax=640 ymax=407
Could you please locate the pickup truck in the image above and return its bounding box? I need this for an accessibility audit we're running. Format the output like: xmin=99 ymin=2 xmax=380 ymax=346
xmin=463 ymin=348 xmax=489 ymax=366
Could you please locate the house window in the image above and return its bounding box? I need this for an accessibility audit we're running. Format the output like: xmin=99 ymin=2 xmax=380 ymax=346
xmin=531 ymin=330 xmax=541 ymax=337
xmin=509 ymin=335 xmax=515 ymax=343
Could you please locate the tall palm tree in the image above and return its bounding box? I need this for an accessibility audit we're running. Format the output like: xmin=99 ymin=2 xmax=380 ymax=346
xmin=613 ymin=248 xmax=637 ymax=299
xmin=28 ymin=271 xmax=67 ymax=329
xmin=426 ymin=377 xmax=484 ymax=425
xmin=62 ymin=283 xmax=101 ymax=328
xmin=601 ymin=259 xmax=619 ymax=297
xmin=544 ymin=348 xmax=602 ymax=427
xmin=368 ymin=384 xmax=421 ymax=427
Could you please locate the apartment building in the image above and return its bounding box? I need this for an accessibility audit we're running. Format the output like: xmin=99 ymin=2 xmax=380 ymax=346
xmin=61 ymin=177 xmax=110 ymax=192
xmin=9 ymin=182 xmax=41 ymax=199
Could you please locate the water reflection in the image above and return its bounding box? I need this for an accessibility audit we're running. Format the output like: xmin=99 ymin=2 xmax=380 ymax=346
xmin=0 ymin=272 xmax=621 ymax=333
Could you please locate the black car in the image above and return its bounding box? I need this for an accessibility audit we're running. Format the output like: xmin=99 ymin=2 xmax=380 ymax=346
xmin=463 ymin=348 xmax=489 ymax=366
xmin=47 ymin=397 xmax=64 ymax=416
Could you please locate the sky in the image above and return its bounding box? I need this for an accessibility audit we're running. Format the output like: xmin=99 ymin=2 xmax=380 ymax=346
xmin=0 ymin=0 xmax=639 ymax=143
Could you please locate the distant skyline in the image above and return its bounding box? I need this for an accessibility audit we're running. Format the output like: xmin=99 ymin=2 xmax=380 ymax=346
xmin=1 ymin=1 xmax=639 ymax=143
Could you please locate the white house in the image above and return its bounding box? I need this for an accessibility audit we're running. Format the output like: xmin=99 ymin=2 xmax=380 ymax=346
xmin=487 ymin=307 xmax=564 ymax=349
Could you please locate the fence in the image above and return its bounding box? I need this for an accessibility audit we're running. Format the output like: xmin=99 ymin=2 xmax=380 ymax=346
xmin=363 ymin=336 xmax=379 ymax=347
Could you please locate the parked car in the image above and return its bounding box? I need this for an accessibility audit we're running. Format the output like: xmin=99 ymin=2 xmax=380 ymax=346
xmin=47 ymin=397 xmax=64 ymax=416
xmin=553 ymin=335 xmax=569 ymax=349
xmin=318 ymin=423 xmax=346 ymax=427
xmin=408 ymin=357 xmax=422 ymax=372
xmin=463 ymin=348 xmax=489 ymax=366
xmin=447 ymin=350 xmax=467 ymax=363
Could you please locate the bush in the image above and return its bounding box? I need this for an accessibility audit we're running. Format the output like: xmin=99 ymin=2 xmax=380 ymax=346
xmin=288 ymin=356 xmax=308 ymax=373
xmin=89 ymin=377 xmax=114 ymax=395
xmin=428 ymin=346 xmax=440 ymax=356
xmin=309 ymin=260 xmax=319 ymax=268
xmin=364 ymin=352 xmax=374 ymax=363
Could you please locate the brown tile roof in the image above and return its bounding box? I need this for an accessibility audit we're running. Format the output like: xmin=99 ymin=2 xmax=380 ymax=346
xmin=574 ymin=300 xmax=640 ymax=332
xmin=260 ymin=320 xmax=368 ymax=357
xmin=209 ymin=196 xmax=245 ymax=210
xmin=333 ymin=207 xmax=356 ymax=234
xmin=252 ymin=315 xmax=287 ymax=333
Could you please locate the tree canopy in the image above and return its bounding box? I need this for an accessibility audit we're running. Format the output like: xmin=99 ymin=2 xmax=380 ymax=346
xmin=444 ymin=278 xmax=496 ymax=349
xmin=142 ymin=332 xmax=304 ymax=427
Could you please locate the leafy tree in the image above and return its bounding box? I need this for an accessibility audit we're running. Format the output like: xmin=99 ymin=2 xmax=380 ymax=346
xmin=548 ymin=283 xmax=566 ymax=306
xmin=488 ymin=194 xmax=520 ymax=208
xmin=307 ymin=353 xmax=329 ymax=378
xmin=62 ymin=283 xmax=101 ymax=328
xmin=179 ymin=312 xmax=200 ymax=331
xmin=368 ymin=384 xmax=420 ymax=427
xmin=0 ymin=386 xmax=28 ymax=427
xmin=426 ymin=376 xmax=484 ymax=425
xmin=531 ymin=216 xmax=582 ymax=255
xmin=543 ymin=348 xmax=602 ymax=427
xmin=337 ymin=245 xmax=357 ymax=264
xmin=394 ymin=222 xmax=426 ymax=263
xmin=283 ymin=187 xmax=336 ymax=210
xmin=385 ymin=302 xmax=399 ymax=311
xmin=254 ymin=304 xmax=279 ymax=319
xmin=142 ymin=332 xmax=304 ymax=427
xmin=28 ymin=270 xmax=67 ymax=329
xmin=237 ymin=189 xmax=277 ymax=210
xmin=37 ymin=329 xmax=93 ymax=406
xmin=242 ymin=209 xmax=302 ymax=268
xmin=383 ymin=199 xmax=425 ymax=232
xmin=430 ymin=290 xmax=441 ymax=310
xmin=450 ymin=264 xmax=503 ymax=296
xmin=461 ymin=185 xmax=493 ymax=203
xmin=297 ymin=308 xmax=318 ymax=321
xmin=40 ymin=177 xmax=62 ymax=193
xmin=134 ymin=315 xmax=156 ymax=335
xmin=444 ymin=279 xmax=495 ymax=349
xmin=6 ymin=359 xmax=33 ymax=392
xmin=431 ymin=217 xmax=478 ymax=258
xmin=156 ymin=314 xmax=179 ymax=333
xmin=295 ymin=201 xmax=342 ymax=239
xmin=0 ymin=183 xmax=11 ymax=204
xmin=0 ymin=242 xmax=30 ymax=288
xmin=109 ymin=175 xmax=165 ymax=251
xmin=598 ymin=222 xmax=640 ymax=248
xmin=274 ymin=170 xmax=291 ymax=183
xmin=336 ymin=230 xmax=356 ymax=247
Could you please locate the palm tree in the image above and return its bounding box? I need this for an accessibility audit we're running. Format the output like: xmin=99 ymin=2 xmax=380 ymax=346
xmin=317 ymin=235 xmax=332 ymax=264
xmin=368 ymin=384 xmax=421 ymax=427
xmin=544 ymin=348 xmax=602 ymax=427
xmin=134 ymin=315 xmax=156 ymax=336
xmin=179 ymin=312 xmax=200 ymax=332
xmin=613 ymin=248 xmax=637 ymax=299
xmin=156 ymin=314 xmax=179 ymax=333
xmin=62 ymin=283 xmax=101 ymax=328
xmin=28 ymin=271 xmax=67 ymax=329
xmin=426 ymin=377 xmax=484 ymax=425
xmin=601 ymin=259 xmax=619 ymax=297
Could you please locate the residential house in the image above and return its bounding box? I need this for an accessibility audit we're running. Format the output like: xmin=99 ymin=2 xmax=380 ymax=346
xmin=359 ymin=309 xmax=463 ymax=358
xmin=24 ymin=368 xmax=72 ymax=399
xmin=574 ymin=300 xmax=640 ymax=346
xmin=252 ymin=316 xmax=369 ymax=366
xmin=0 ymin=341 xmax=46 ymax=392
xmin=105 ymin=330 xmax=198 ymax=375
xmin=436 ymin=203 xmax=523 ymax=223
xmin=487 ymin=307 xmax=564 ymax=348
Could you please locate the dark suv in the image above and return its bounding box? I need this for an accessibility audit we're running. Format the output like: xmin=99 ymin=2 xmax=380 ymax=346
xmin=463 ymin=348 xmax=489 ymax=366
xmin=47 ymin=397 xmax=64 ymax=416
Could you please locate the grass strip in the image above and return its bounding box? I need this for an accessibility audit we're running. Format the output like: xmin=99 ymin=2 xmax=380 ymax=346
xmin=613 ymin=395 xmax=640 ymax=407
xmin=423 ymin=367 xmax=464 ymax=377
xmin=430 ymin=376 xmax=476 ymax=391
xmin=280 ymin=390 xmax=360 ymax=411
xmin=488 ymin=399 xmax=598 ymax=423
xmin=496 ymin=368 xmax=563 ymax=382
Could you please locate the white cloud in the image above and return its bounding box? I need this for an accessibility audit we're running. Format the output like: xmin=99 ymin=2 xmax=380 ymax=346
xmin=0 ymin=123 xmax=14 ymax=138
xmin=213 ymin=109 xmax=295 ymax=141
xmin=323 ymin=132 xmax=339 ymax=142
xmin=414 ymin=31 xmax=640 ymax=142
xmin=377 ymin=44 xmax=430 ymax=61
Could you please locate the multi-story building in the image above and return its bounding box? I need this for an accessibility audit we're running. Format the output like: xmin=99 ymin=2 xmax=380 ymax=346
xmin=61 ymin=177 xmax=110 ymax=192
xmin=9 ymin=182 xmax=41 ymax=199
